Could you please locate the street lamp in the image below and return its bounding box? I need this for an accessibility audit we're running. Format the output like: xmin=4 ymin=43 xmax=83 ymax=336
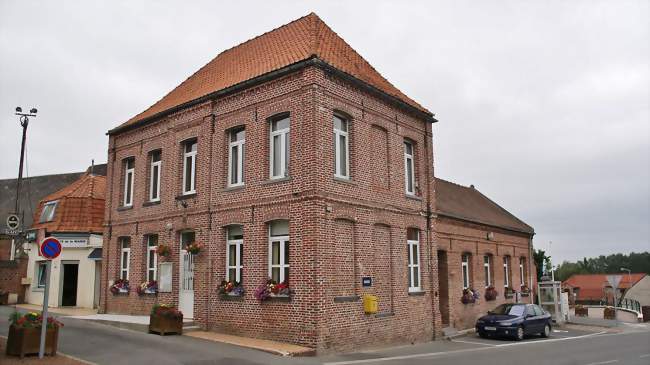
xmin=620 ymin=267 xmax=631 ymax=281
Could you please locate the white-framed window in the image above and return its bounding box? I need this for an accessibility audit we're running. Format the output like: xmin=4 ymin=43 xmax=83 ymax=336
xmin=228 ymin=128 xmax=245 ymax=187
xmin=333 ymin=115 xmax=349 ymax=179
xmin=39 ymin=201 xmax=58 ymax=222
xmin=407 ymin=228 xmax=421 ymax=292
xmin=226 ymin=225 xmax=244 ymax=283
xmin=146 ymin=234 xmax=158 ymax=282
xmin=503 ymin=256 xmax=510 ymax=287
xmin=123 ymin=158 xmax=135 ymax=206
xmin=484 ymin=255 xmax=492 ymax=287
xmin=119 ymin=237 xmax=130 ymax=280
xmin=36 ymin=261 xmax=47 ymax=288
xmin=268 ymin=220 xmax=289 ymax=283
xmin=270 ymin=116 xmax=290 ymax=179
xmin=183 ymin=140 xmax=197 ymax=194
xmin=519 ymin=257 xmax=526 ymax=287
xmin=149 ymin=150 xmax=161 ymax=202
xmin=404 ymin=140 xmax=416 ymax=195
xmin=462 ymin=254 xmax=470 ymax=289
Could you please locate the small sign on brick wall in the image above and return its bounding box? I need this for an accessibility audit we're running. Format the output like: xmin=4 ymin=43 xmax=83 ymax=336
xmin=362 ymin=277 xmax=372 ymax=287
xmin=159 ymin=263 xmax=172 ymax=292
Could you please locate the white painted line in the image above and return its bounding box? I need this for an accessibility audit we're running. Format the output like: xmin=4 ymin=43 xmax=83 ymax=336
xmin=640 ymin=354 xmax=650 ymax=358
xmin=450 ymin=339 xmax=497 ymax=347
xmin=583 ymin=360 xmax=618 ymax=365
xmin=323 ymin=331 xmax=608 ymax=365
xmin=553 ymin=330 xmax=569 ymax=332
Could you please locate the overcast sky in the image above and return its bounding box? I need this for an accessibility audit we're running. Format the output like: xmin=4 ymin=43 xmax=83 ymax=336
xmin=1 ymin=1 xmax=648 ymax=263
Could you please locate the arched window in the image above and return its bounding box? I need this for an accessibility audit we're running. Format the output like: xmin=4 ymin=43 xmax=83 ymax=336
xmin=462 ymin=253 xmax=471 ymax=289
xmin=333 ymin=114 xmax=349 ymax=178
xmin=226 ymin=225 xmax=244 ymax=283
xmin=268 ymin=220 xmax=289 ymax=283
xmin=269 ymin=114 xmax=290 ymax=179
xmin=407 ymin=228 xmax=421 ymax=292
xmin=483 ymin=254 xmax=492 ymax=287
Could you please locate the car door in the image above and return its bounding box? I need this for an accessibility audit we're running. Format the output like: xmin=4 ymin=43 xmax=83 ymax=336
xmin=533 ymin=305 xmax=548 ymax=330
xmin=524 ymin=305 xmax=539 ymax=334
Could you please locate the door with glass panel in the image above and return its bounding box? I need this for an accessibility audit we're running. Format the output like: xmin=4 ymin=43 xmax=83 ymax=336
xmin=179 ymin=231 xmax=195 ymax=318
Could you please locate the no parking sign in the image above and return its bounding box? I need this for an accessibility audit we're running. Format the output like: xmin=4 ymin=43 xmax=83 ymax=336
xmin=40 ymin=237 xmax=62 ymax=260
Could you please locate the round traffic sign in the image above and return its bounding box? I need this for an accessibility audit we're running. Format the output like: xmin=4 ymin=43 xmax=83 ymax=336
xmin=6 ymin=214 xmax=20 ymax=230
xmin=40 ymin=238 xmax=62 ymax=260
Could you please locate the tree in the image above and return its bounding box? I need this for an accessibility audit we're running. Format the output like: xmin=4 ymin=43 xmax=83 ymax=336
xmin=554 ymin=251 xmax=650 ymax=281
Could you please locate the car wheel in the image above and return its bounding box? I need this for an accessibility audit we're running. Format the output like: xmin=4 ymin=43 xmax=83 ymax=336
xmin=541 ymin=324 xmax=551 ymax=338
xmin=515 ymin=326 xmax=524 ymax=341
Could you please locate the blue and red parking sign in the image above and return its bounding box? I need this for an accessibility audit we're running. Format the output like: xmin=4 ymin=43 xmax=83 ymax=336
xmin=40 ymin=237 xmax=62 ymax=260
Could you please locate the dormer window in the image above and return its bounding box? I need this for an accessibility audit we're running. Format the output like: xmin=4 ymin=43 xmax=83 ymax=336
xmin=39 ymin=201 xmax=58 ymax=222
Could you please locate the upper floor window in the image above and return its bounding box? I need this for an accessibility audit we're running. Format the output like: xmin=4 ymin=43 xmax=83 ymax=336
xmin=270 ymin=115 xmax=290 ymax=179
xmin=146 ymin=234 xmax=158 ymax=282
xmin=183 ymin=140 xmax=197 ymax=194
xmin=504 ymin=256 xmax=511 ymax=287
xmin=333 ymin=115 xmax=349 ymax=179
xmin=123 ymin=158 xmax=135 ymax=206
xmin=39 ymin=201 xmax=58 ymax=222
xmin=149 ymin=150 xmax=161 ymax=202
xmin=462 ymin=254 xmax=471 ymax=289
xmin=119 ymin=237 xmax=131 ymax=280
xmin=269 ymin=220 xmax=289 ymax=283
xmin=228 ymin=128 xmax=245 ymax=187
xmin=407 ymin=228 xmax=421 ymax=292
xmin=226 ymin=225 xmax=244 ymax=283
xmin=484 ymin=255 xmax=492 ymax=287
xmin=404 ymin=140 xmax=415 ymax=195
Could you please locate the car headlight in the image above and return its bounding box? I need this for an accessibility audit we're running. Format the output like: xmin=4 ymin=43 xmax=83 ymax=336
xmin=498 ymin=321 xmax=513 ymax=326
xmin=477 ymin=320 xmax=484 ymax=324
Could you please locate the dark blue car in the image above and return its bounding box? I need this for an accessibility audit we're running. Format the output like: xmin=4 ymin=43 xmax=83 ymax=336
xmin=475 ymin=303 xmax=552 ymax=341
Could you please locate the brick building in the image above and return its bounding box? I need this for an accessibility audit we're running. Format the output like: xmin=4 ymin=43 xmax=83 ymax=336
xmin=101 ymin=13 xmax=534 ymax=351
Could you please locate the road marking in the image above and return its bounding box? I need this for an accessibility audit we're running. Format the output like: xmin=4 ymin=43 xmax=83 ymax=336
xmin=553 ymin=329 xmax=569 ymax=332
xmin=583 ymin=361 xmax=618 ymax=365
xmin=640 ymin=354 xmax=650 ymax=358
xmin=450 ymin=339 xmax=497 ymax=347
xmin=323 ymin=331 xmax=607 ymax=365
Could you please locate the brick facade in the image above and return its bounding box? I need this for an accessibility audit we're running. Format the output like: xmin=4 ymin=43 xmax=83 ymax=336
xmin=102 ymin=66 xmax=439 ymax=351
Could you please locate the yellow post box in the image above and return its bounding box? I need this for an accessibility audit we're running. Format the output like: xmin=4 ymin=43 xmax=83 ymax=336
xmin=363 ymin=294 xmax=378 ymax=314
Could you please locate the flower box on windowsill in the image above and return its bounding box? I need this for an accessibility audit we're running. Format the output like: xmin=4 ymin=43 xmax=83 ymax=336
xmin=219 ymin=292 xmax=245 ymax=301
xmin=266 ymin=294 xmax=291 ymax=302
xmin=520 ymin=292 xmax=530 ymax=297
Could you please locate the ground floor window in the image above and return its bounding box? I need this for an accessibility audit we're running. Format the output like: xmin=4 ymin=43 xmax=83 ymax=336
xmin=36 ymin=261 xmax=47 ymax=288
xmin=269 ymin=220 xmax=289 ymax=283
xmin=226 ymin=225 xmax=243 ymax=283
xmin=484 ymin=255 xmax=492 ymax=287
xmin=119 ymin=237 xmax=130 ymax=280
xmin=407 ymin=228 xmax=421 ymax=292
xmin=503 ymin=256 xmax=511 ymax=287
xmin=462 ymin=254 xmax=471 ymax=289
xmin=146 ymin=234 xmax=158 ymax=282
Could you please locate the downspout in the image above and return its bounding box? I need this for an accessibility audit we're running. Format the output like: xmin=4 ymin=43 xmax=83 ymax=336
xmin=103 ymin=143 xmax=116 ymax=314
xmin=423 ymin=127 xmax=436 ymax=338
xmin=528 ymin=233 xmax=535 ymax=304
xmin=205 ymin=106 xmax=216 ymax=330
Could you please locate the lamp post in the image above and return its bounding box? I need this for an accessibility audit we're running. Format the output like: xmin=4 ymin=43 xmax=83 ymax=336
xmin=620 ymin=267 xmax=631 ymax=281
xmin=14 ymin=106 xmax=37 ymax=214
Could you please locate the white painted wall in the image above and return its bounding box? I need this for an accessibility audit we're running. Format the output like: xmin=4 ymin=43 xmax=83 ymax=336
xmin=24 ymin=238 xmax=99 ymax=309
xmin=623 ymin=276 xmax=650 ymax=306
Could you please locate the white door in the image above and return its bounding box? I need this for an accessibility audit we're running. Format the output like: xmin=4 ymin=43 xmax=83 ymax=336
xmin=179 ymin=231 xmax=195 ymax=318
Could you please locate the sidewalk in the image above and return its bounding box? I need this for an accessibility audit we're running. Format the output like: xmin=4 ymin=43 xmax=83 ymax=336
xmin=187 ymin=331 xmax=315 ymax=357
xmin=10 ymin=304 xmax=97 ymax=317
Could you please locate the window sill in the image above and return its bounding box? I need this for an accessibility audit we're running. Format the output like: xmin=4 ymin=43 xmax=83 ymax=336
xmin=222 ymin=185 xmax=245 ymax=192
xmin=333 ymin=176 xmax=356 ymax=185
xmin=408 ymin=291 xmax=426 ymax=296
xmin=117 ymin=206 xmax=133 ymax=211
xmin=261 ymin=176 xmax=292 ymax=185
xmin=264 ymin=295 xmax=291 ymax=302
xmin=143 ymin=200 xmax=161 ymax=207
xmin=176 ymin=193 xmax=196 ymax=200
xmin=334 ymin=295 xmax=360 ymax=303
xmin=405 ymin=194 xmax=422 ymax=201
xmin=32 ymin=288 xmax=44 ymax=292
xmin=219 ymin=294 xmax=245 ymax=301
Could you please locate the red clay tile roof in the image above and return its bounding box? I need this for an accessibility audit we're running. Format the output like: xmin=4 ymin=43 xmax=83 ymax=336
xmin=32 ymin=173 xmax=106 ymax=233
xmin=563 ymin=273 xmax=647 ymax=301
xmin=435 ymin=178 xmax=534 ymax=234
xmin=112 ymin=13 xmax=430 ymax=132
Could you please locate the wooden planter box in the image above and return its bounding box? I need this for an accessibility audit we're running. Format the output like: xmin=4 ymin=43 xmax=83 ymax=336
xmin=575 ymin=306 xmax=588 ymax=317
xmin=5 ymin=325 xmax=58 ymax=358
xmin=149 ymin=314 xmax=183 ymax=335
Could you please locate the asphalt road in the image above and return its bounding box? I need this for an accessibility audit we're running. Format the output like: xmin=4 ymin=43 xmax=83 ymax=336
xmin=1 ymin=305 xmax=648 ymax=365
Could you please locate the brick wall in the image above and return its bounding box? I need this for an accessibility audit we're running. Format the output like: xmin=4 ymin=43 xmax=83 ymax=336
xmin=435 ymin=216 xmax=534 ymax=330
xmin=102 ymin=65 xmax=439 ymax=351
xmin=0 ymin=237 xmax=27 ymax=302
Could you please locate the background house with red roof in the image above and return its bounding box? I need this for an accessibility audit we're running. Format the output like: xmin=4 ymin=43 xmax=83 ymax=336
xmin=563 ymin=273 xmax=648 ymax=309
xmin=24 ymin=170 xmax=106 ymax=309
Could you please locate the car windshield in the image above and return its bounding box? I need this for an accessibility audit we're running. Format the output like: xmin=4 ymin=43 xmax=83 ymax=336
xmin=490 ymin=304 xmax=525 ymax=316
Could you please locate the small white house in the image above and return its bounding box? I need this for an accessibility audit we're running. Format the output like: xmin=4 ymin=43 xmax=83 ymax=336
xmin=23 ymin=172 xmax=106 ymax=309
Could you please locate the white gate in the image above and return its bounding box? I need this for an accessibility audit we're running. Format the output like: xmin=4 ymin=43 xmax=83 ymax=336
xmin=179 ymin=232 xmax=195 ymax=318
